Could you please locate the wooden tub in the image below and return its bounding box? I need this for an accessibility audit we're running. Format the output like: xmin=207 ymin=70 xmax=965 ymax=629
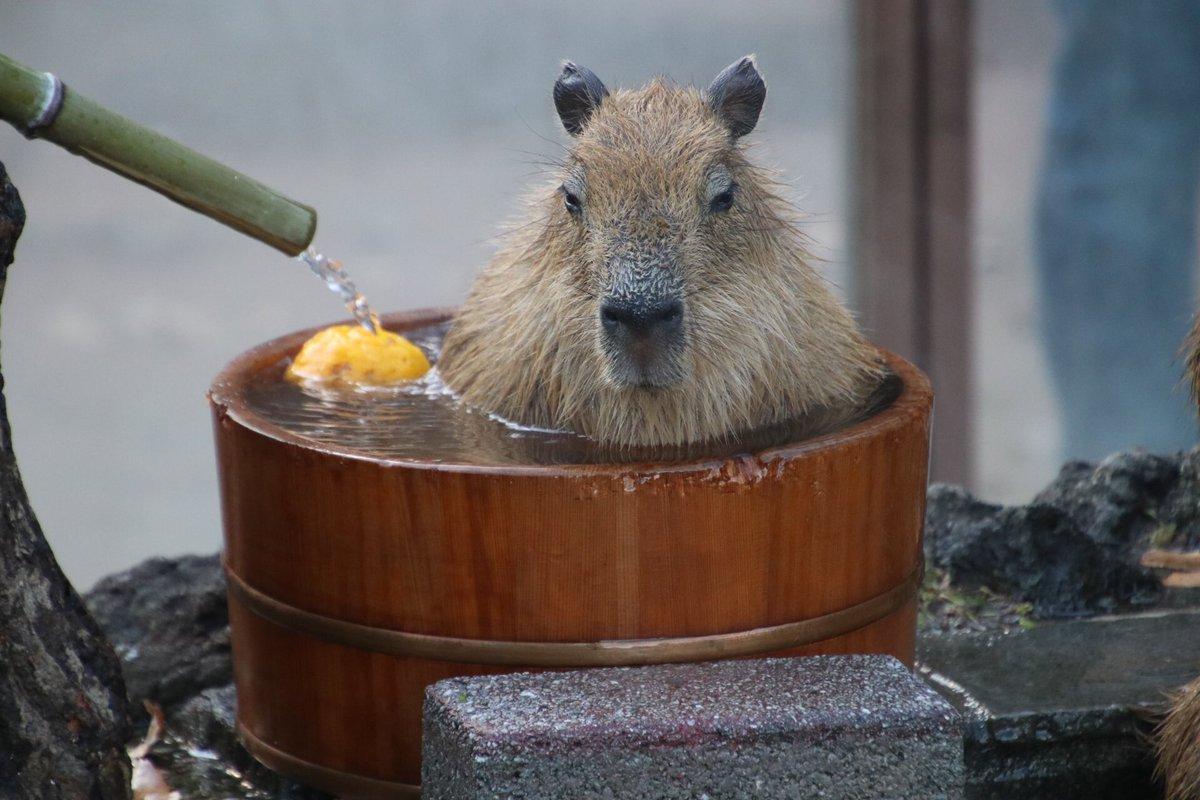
xmin=210 ymin=308 xmax=933 ymax=798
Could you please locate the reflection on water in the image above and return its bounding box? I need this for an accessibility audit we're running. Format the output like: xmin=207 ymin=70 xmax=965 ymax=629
xmin=241 ymin=322 xmax=901 ymax=466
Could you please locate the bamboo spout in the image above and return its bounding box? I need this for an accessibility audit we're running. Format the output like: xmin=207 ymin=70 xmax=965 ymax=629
xmin=0 ymin=52 xmax=316 ymax=256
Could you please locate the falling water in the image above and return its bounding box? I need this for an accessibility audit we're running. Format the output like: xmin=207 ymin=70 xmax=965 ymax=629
xmin=298 ymin=246 xmax=378 ymax=333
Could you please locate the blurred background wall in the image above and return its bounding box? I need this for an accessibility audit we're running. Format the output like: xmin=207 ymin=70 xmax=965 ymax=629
xmin=973 ymin=0 xmax=1061 ymax=503
xmin=0 ymin=2 xmax=1079 ymax=587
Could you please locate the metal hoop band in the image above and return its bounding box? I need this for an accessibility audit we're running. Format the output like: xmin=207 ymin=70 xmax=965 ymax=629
xmin=225 ymin=562 xmax=922 ymax=668
xmin=238 ymin=722 xmax=420 ymax=799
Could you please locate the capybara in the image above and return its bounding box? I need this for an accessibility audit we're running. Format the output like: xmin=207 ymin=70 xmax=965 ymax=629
xmin=440 ymin=57 xmax=882 ymax=446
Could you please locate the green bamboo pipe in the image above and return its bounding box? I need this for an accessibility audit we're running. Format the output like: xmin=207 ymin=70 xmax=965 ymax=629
xmin=0 ymin=52 xmax=316 ymax=256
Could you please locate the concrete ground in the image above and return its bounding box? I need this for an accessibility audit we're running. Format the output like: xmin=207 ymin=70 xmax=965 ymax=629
xmin=0 ymin=2 xmax=1062 ymax=588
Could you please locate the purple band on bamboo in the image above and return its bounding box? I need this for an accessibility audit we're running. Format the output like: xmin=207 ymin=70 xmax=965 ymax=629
xmin=23 ymin=72 xmax=63 ymax=138
xmin=223 ymin=560 xmax=922 ymax=668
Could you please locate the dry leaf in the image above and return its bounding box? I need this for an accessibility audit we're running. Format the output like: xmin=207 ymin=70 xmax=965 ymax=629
xmin=1163 ymin=571 xmax=1200 ymax=589
xmin=1141 ymin=549 xmax=1200 ymax=571
xmin=128 ymin=701 xmax=181 ymax=800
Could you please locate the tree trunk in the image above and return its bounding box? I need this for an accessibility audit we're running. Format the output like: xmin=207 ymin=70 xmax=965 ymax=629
xmin=0 ymin=160 xmax=131 ymax=798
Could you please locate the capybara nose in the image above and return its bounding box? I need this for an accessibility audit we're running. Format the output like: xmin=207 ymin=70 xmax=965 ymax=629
xmin=600 ymin=298 xmax=683 ymax=339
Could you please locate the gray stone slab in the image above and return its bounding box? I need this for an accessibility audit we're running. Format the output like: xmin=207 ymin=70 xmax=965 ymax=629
xmin=919 ymin=608 xmax=1200 ymax=799
xmin=423 ymin=655 xmax=964 ymax=799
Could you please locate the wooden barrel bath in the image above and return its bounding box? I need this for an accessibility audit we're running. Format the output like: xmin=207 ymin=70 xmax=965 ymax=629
xmin=210 ymin=308 xmax=932 ymax=798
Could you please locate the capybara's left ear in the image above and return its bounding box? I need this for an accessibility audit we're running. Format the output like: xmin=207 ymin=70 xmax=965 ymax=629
xmin=554 ymin=61 xmax=609 ymax=136
xmin=706 ymin=55 xmax=766 ymax=138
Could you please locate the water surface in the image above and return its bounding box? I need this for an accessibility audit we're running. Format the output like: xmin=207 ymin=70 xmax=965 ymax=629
xmin=242 ymin=322 xmax=901 ymax=466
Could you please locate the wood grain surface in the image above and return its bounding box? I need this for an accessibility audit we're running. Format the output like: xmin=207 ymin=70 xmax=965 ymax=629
xmin=211 ymin=308 xmax=933 ymax=793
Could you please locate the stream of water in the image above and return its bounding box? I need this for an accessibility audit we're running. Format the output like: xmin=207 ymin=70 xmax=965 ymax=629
xmin=298 ymin=246 xmax=379 ymax=333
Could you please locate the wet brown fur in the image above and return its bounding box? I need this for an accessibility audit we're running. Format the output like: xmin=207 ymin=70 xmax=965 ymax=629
xmin=1157 ymin=319 xmax=1200 ymax=799
xmin=1159 ymin=675 xmax=1200 ymax=800
xmin=439 ymin=72 xmax=881 ymax=446
xmin=1186 ymin=316 xmax=1200 ymax=411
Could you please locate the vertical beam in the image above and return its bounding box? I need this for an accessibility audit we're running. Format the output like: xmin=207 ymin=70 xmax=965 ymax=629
xmin=853 ymin=0 xmax=923 ymax=361
xmin=853 ymin=0 xmax=974 ymax=486
xmin=924 ymin=0 xmax=974 ymax=486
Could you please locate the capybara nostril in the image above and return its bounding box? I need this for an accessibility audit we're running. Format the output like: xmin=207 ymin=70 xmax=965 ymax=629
xmin=600 ymin=299 xmax=683 ymax=339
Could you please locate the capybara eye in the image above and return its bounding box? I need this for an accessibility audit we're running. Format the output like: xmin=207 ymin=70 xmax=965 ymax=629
xmin=709 ymin=188 xmax=735 ymax=213
xmin=561 ymin=186 xmax=583 ymax=216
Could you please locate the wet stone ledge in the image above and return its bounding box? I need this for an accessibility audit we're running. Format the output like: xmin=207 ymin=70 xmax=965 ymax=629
xmin=919 ymin=610 xmax=1200 ymax=800
xmin=916 ymin=447 xmax=1200 ymax=800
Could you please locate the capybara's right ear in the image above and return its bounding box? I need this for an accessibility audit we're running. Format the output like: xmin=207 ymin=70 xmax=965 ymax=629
xmin=554 ymin=62 xmax=608 ymax=136
xmin=707 ymin=55 xmax=766 ymax=138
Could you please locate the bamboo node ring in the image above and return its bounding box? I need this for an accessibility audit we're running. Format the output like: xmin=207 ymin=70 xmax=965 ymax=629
xmin=23 ymin=72 xmax=63 ymax=139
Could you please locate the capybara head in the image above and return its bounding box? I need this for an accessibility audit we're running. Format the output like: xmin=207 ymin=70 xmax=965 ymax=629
xmin=439 ymin=57 xmax=882 ymax=446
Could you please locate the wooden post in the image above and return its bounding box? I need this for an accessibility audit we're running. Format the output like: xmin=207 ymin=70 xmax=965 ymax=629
xmin=853 ymin=0 xmax=974 ymax=486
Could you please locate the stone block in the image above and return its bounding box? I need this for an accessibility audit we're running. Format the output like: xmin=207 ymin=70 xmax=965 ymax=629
xmin=423 ymin=655 xmax=964 ymax=799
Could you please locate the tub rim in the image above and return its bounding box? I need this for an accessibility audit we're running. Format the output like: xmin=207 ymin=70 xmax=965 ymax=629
xmin=208 ymin=307 xmax=932 ymax=477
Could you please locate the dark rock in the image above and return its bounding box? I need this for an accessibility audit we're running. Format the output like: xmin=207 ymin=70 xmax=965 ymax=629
xmin=1155 ymin=448 xmax=1200 ymax=552
xmin=149 ymin=684 xmax=331 ymax=800
xmin=919 ymin=609 xmax=1200 ymax=799
xmin=0 ymin=161 xmax=132 ymax=797
xmin=923 ymin=446 xmax=1200 ymax=625
xmin=925 ymin=484 xmax=1161 ymax=617
xmin=85 ymin=553 xmax=231 ymax=715
xmin=1033 ymin=451 xmax=1180 ymax=552
xmin=169 ymin=685 xmax=241 ymax=764
xmin=87 ymin=553 xmax=330 ymax=798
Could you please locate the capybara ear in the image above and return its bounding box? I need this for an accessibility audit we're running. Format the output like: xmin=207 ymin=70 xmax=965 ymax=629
xmin=554 ymin=62 xmax=609 ymax=136
xmin=706 ymin=55 xmax=766 ymax=138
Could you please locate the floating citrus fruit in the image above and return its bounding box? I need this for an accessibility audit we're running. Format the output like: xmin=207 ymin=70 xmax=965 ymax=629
xmin=286 ymin=324 xmax=430 ymax=387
